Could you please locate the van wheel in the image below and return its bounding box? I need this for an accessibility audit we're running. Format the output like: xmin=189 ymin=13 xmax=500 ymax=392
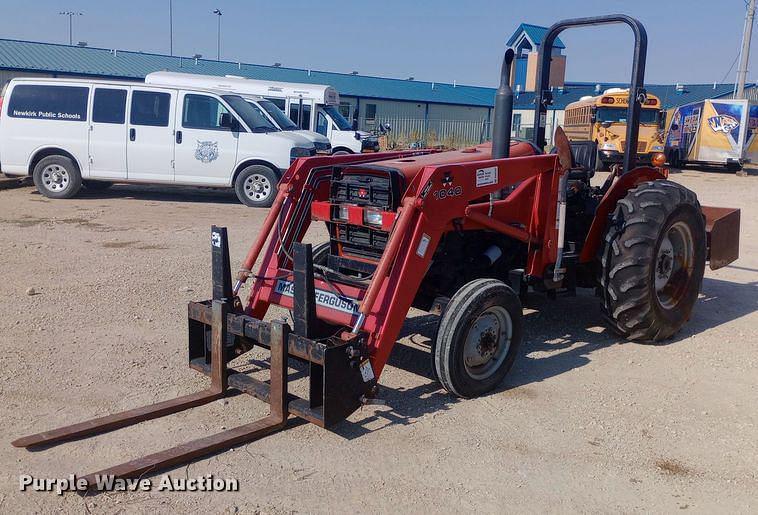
xmin=82 ymin=180 xmax=113 ymax=190
xmin=234 ymin=165 xmax=278 ymax=207
xmin=33 ymin=156 xmax=82 ymax=199
xmin=332 ymin=150 xmax=351 ymax=156
xmin=433 ymin=278 xmax=523 ymax=398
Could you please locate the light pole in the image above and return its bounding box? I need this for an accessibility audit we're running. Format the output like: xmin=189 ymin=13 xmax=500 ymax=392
xmin=169 ymin=0 xmax=173 ymax=56
xmin=59 ymin=11 xmax=83 ymax=46
xmin=736 ymin=0 xmax=756 ymax=98
xmin=212 ymin=9 xmax=222 ymax=61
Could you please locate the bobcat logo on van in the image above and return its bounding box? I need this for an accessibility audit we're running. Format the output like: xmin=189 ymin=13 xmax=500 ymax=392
xmin=707 ymin=115 xmax=740 ymax=134
xmin=194 ymin=141 xmax=219 ymax=163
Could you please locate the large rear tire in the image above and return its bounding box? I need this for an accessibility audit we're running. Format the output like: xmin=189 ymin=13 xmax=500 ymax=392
xmin=600 ymin=180 xmax=706 ymax=341
xmin=433 ymin=278 xmax=522 ymax=398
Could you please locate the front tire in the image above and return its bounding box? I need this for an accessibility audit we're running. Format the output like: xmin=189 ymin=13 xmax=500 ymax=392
xmin=434 ymin=278 xmax=523 ymax=398
xmin=32 ymin=156 xmax=82 ymax=199
xmin=234 ymin=165 xmax=278 ymax=207
xmin=600 ymin=180 xmax=706 ymax=341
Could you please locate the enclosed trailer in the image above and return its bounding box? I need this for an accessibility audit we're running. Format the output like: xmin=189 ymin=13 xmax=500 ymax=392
xmin=665 ymin=98 xmax=758 ymax=170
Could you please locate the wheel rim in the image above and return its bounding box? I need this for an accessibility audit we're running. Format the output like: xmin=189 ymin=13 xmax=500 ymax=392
xmin=655 ymin=221 xmax=695 ymax=310
xmin=41 ymin=164 xmax=70 ymax=193
xmin=243 ymin=174 xmax=272 ymax=202
xmin=463 ymin=306 xmax=512 ymax=380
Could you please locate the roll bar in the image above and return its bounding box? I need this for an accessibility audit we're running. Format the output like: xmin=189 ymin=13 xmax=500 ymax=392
xmin=531 ymin=15 xmax=648 ymax=173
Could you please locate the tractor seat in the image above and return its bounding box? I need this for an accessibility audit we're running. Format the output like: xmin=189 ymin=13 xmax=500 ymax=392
xmin=550 ymin=140 xmax=596 ymax=181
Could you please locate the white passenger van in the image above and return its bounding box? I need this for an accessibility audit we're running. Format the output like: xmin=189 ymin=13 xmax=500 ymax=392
xmin=144 ymin=72 xmax=331 ymax=154
xmin=145 ymin=72 xmax=379 ymax=154
xmin=0 ymin=77 xmax=317 ymax=207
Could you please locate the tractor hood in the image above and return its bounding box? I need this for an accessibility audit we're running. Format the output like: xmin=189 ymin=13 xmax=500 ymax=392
xmin=343 ymin=140 xmax=539 ymax=182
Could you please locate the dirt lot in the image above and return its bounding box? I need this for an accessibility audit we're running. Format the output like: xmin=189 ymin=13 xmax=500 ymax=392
xmin=0 ymin=169 xmax=756 ymax=513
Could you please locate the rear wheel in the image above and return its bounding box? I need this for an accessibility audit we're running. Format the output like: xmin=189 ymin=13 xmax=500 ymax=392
xmin=234 ymin=165 xmax=278 ymax=207
xmin=600 ymin=180 xmax=706 ymax=341
xmin=32 ymin=155 xmax=82 ymax=199
xmin=433 ymin=278 xmax=522 ymax=398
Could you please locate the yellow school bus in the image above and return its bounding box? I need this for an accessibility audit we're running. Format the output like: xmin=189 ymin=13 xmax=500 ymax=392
xmin=562 ymin=88 xmax=665 ymax=169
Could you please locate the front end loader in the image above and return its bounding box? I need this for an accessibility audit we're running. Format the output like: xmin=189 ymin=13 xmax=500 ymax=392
xmin=13 ymin=15 xmax=740 ymax=484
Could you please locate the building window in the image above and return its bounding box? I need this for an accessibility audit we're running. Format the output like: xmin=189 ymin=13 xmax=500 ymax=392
xmin=130 ymin=90 xmax=170 ymax=127
xmin=92 ymin=88 xmax=127 ymax=124
xmin=365 ymin=103 xmax=377 ymax=121
xmin=338 ymin=101 xmax=351 ymax=119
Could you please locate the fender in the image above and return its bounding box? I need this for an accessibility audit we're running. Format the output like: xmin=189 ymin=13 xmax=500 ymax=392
xmin=579 ymin=166 xmax=666 ymax=263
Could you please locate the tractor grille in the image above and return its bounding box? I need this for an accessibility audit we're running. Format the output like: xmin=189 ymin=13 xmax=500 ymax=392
xmin=327 ymin=166 xmax=405 ymax=263
xmin=333 ymin=224 xmax=389 ymax=259
xmin=329 ymin=166 xmax=404 ymax=211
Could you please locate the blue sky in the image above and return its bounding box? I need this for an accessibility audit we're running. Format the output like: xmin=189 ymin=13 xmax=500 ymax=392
xmin=0 ymin=0 xmax=755 ymax=87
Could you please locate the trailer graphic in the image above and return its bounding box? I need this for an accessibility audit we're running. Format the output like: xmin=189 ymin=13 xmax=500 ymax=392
xmin=665 ymin=98 xmax=758 ymax=169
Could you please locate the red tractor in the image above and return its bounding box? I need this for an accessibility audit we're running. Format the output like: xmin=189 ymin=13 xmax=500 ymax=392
xmin=13 ymin=15 xmax=740 ymax=482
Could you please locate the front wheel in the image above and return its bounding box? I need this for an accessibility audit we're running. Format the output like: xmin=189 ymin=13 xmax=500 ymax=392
xmin=600 ymin=180 xmax=706 ymax=341
xmin=433 ymin=278 xmax=523 ymax=398
xmin=234 ymin=165 xmax=278 ymax=207
xmin=32 ymin=156 xmax=82 ymax=199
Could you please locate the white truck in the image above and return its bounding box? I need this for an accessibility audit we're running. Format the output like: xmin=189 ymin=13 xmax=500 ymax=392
xmin=145 ymin=72 xmax=379 ymax=154
xmin=0 ymin=77 xmax=317 ymax=207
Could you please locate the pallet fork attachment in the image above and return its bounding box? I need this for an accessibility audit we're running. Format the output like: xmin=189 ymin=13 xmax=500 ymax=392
xmin=11 ymin=226 xmax=372 ymax=485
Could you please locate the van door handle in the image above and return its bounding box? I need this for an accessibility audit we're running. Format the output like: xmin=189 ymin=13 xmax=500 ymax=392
xmin=176 ymin=130 xmax=182 ymax=144
xmin=129 ymin=128 xmax=136 ymax=141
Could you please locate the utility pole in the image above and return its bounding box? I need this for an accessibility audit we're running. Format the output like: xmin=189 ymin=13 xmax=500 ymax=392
xmin=213 ymin=9 xmax=223 ymax=61
xmin=169 ymin=0 xmax=173 ymax=56
xmin=58 ymin=11 xmax=83 ymax=46
xmin=736 ymin=0 xmax=756 ymax=98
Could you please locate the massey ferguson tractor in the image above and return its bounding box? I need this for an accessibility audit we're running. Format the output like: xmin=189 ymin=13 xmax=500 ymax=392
xmin=13 ymin=15 xmax=740 ymax=484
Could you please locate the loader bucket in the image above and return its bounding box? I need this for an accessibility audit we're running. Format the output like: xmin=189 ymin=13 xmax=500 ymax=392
xmin=702 ymin=206 xmax=740 ymax=270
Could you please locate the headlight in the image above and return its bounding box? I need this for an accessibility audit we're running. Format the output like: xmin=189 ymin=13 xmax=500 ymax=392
xmin=337 ymin=205 xmax=350 ymax=221
xmin=601 ymin=142 xmax=616 ymax=150
xmin=363 ymin=209 xmax=383 ymax=226
xmin=651 ymin=145 xmax=664 ymax=151
xmin=290 ymin=147 xmax=313 ymax=158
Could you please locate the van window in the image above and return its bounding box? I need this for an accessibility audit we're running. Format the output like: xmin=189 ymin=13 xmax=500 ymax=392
xmin=265 ymin=97 xmax=286 ymax=110
xmin=92 ymin=88 xmax=127 ymax=124
xmin=289 ymin=103 xmax=311 ymax=130
xmin=182 ymin=94 xmax=232 ymax=130
xmin=8 ymin=84 xmax=88 ymax=121
xmin=316 ymin=111 xmax=329 ymax=136
xmin=130 ymin=90 xmax=171 ymax=127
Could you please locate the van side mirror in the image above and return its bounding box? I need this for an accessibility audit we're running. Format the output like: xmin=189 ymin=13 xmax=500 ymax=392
xmin=351 ymin=118 xmax=358 ymax=131
xmin=590 ymin=114 xmax=597 ymax=124
xmin=220 ymin=113 xmax=237 ymax=130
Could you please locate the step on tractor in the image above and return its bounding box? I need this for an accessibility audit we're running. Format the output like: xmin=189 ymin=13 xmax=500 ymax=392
xmin=13 ymin=15 xmax=740 ymax=484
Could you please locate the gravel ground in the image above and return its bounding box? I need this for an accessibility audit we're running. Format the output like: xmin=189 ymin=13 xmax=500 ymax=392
xmin=0 ymin=168 xmax=756 ymax=513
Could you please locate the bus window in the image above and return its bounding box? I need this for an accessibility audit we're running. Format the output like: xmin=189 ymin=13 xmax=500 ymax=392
xmin=289 ymin=103 xmax=311 ymax=130
xmin=596 ymin=107 xmax=658 ymax=124
xmin=265 ymin=97 xmax=286 ymax=110
xmin=316 ymin=111 xmax=329 ymax=136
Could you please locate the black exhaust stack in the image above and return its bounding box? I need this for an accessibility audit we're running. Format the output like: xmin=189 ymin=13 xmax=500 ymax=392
xmin=491 ymin=48 xmax=515 ymax=160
